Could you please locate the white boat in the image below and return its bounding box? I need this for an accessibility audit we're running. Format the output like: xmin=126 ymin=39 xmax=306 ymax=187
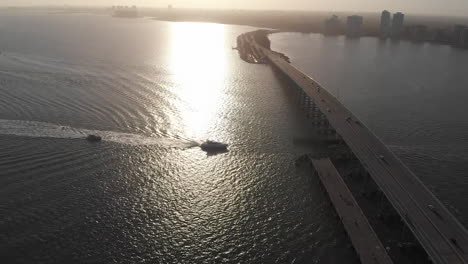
xmin=200 ymin=140 xmax=228 ymax=152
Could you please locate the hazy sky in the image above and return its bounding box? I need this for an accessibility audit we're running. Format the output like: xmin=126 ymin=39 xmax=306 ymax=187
xmin=4 ymin=0 xmax=468 ymax=16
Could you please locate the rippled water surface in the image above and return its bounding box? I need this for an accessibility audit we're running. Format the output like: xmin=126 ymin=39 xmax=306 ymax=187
xmin=0 ymin=12 xmax=355 ymax=264
xmin=271 ymin=32 xmax=468 ymax=224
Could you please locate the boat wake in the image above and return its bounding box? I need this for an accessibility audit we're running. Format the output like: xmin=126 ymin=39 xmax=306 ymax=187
xmin=0 ymin=119 xmax=198 ymax=148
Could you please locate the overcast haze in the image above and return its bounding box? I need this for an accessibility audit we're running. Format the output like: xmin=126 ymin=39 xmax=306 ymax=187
xmin=3 ymin=0 xmax=468 ymax=16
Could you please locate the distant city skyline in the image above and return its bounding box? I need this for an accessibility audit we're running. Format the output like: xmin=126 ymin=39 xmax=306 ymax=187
xmin=3 ymin=0 xmax=468 ymax=17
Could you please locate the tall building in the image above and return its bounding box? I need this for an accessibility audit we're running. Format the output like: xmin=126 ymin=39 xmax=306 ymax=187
xmin=346 ymin=15 xmax=363 ymax=38
xmin=323 ymin=15 xmax=341 ymax=35
xmin=431 ymin=28 xmax=450 ymax=44
xmin=453 ymin=24 xmax=467 ymax=46
xmin=380 ymin=10 xmax=392 ymax=38
xmin=460 ymin=28 xmax=468 ymax=48
xmin=392 ymin=12 xmax=405 ymax=38
xmin=409 ymin=25 xmax=428 ymax=41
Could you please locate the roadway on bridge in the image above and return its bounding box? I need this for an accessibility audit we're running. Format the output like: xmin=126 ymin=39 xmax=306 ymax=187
xmin=311 ymin=157 xmax=393 ymax=264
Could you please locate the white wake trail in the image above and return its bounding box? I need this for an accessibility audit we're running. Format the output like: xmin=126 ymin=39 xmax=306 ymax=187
xmin=0 ymin=119 xmax=198 ymax=148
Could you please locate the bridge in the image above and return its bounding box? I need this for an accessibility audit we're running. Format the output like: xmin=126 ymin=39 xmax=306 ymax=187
xmin=239 ymin=32 xmax=468 ymax=264
xmin=312 ymin=157 xmax=394 ymax=264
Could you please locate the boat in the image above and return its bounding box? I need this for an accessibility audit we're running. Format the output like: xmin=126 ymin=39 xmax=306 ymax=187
xmin=86 ymin=134 xmax=102 ymax=142
xmin=200 ymin=140 xmax=228 ymax=152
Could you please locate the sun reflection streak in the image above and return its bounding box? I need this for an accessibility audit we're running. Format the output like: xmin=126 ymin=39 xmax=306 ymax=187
xmin=169 ymin=22 xmax=228 ymax=139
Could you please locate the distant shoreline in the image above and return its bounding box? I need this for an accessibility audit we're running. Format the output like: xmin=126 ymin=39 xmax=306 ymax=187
xmin=16 ymin=6 xmax=468 ymax=48
xmin=147 ymin=10 xmax=468 ymax=47
xmin=150 ymin=16 xmax=464 ymax=49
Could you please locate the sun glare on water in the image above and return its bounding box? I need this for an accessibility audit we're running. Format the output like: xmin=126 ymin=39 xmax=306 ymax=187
xmin=169 ymin=22 xmax=228 ymax=140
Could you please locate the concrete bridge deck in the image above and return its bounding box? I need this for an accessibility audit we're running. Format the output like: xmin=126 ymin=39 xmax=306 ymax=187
xmin=247 ymin=39 xmax=468 ymax=264
xmin=311 ymin=157 xmax=393 ymax=264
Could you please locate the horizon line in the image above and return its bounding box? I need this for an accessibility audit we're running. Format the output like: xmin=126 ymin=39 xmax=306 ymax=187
xmin=2 ymin=5 xmax=468 ymax=18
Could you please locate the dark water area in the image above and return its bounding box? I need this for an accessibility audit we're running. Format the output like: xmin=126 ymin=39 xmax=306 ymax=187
xmin=0 ymin=11 xmax=356 ymax=264
xmin=270 ymin=32 xmax=468 ymax=226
